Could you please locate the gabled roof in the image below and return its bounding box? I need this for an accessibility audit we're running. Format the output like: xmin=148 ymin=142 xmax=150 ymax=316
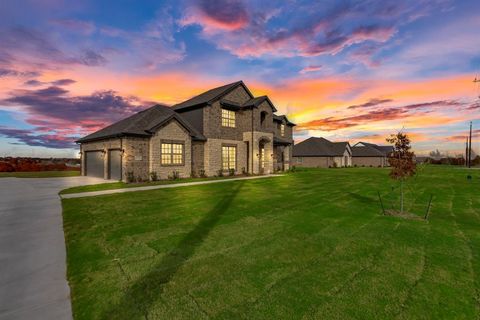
xmin=242 ymin=95 xmax=277 ymax=112
xmin=76 ymin=104 xmax=205 ymax=143
xmin=293 ymin=137 xmax=350 ymax=157
xmin=273 ymin=114 xmax=296 ymax=126
xmin=351 ymin=146 xmax=385 ymax=157
xmin=172 ymin=81 xmax=253 ymax=112
xmin=354 ymin=142 xmax=393 ymax=156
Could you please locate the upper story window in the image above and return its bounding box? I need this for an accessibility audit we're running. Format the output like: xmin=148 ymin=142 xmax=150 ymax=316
xmin=161 ymin=142 xmax=184 ymax=165
xmin=280 ymin=124 xmax=285 ymax=136
xmin=221 ymin=109 xmax=235 ymax=128
xmin=260 ymin=111 xmax=268 ymax=127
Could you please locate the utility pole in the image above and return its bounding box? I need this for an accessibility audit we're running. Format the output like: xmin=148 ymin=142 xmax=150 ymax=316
xmin=466 ymin=136 xmax=469 ymax=167
xmin=468 ymin=121 xmax=473 ymax=168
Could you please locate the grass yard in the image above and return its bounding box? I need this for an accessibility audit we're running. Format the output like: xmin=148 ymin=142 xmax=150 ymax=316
xmin=62 ymin=166 xmax=480 ymax=319
xmin=0 ymin=170 xmax=80 ymax=178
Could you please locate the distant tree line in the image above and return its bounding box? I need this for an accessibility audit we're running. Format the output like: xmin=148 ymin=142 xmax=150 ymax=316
xmin=0 ymin=157 xmax=80 ymax=172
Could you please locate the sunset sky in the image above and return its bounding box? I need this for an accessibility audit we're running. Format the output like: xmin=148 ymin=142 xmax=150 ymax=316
xmin=1 ymin=0 xmax=479 ymax=157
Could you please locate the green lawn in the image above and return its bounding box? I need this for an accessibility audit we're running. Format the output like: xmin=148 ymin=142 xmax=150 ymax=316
xmin=0 ymin=170 xmax=80 ymax=178
xmin=62 ymin=166 xmax=480 ymax=319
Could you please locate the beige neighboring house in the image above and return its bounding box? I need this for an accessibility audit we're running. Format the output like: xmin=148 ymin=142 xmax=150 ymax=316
xmin=351 ymin=142 xmax=393 ymax=167
xmin=292 ymin=137 xmax=352 ymax=168
xmin=76 ymin=81 xmax=295 ymax=181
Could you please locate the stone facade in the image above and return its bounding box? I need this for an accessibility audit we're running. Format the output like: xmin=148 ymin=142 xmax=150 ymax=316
xmin=149 ymin=119 xmax=192 ymax=179
xmin=204 ymin=138 xmax=248 ymax=176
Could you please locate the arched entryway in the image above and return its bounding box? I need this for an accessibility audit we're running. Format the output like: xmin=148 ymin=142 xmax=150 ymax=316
xmin=258 ymin=136 xmax=270 ymax=174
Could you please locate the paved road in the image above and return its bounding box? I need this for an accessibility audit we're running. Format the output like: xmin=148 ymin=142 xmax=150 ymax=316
xmin=0 ymin=176 xmax=104 ymax=320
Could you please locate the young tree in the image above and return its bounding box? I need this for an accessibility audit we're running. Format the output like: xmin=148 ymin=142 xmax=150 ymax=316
xmin=386 ymin=131 xmax=416 ymax=213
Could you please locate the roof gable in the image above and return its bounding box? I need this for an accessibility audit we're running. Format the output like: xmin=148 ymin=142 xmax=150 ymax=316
xmin=172 ymin=81 xmax=254 ymax=112
xmin=76 ymin=104 xmax=205 ymax=143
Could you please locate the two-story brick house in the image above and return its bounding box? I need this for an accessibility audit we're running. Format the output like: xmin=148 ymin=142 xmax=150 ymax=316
xmin=76 ymin=81 xmax=295 ymax=181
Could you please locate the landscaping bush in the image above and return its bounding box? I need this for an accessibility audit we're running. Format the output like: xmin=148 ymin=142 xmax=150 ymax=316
xmin=217 ymin=169 xmax=224 ymax=177
xmin=149 ymin=171 xmax=158 ymax=181
xmin=199 ymin=169 xmax=207 ymax=178
xmin=228 ymin=168 xmax=235 ymax=176
xmin=168 ymin=171 xmax=180 ymax=180
xmin=190 ymin=170 xmax=197 ymax=178
xmin=126 ymin=171 xmax=135 ymax=183
xmin=241 ymin=167 xmax=248 ymax=175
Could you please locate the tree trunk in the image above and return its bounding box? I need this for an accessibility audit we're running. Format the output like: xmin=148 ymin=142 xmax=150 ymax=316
xmin=400 ymin=180 xmax=404 ymax=213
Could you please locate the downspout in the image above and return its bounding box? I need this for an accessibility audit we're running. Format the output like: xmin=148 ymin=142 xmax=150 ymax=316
xmin=120 ymin=136 xmax=123 ymax=182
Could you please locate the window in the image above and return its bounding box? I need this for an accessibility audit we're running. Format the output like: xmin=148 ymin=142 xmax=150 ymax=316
xmin=280 ymin=124 xmax=285 ymax=136
xmin=296 ymin=157 xmax=303 ymax=164
xmin=161 ymin=142 xmax=184 ymax=165
xmin=260 ymin=111 xmax=267 ymax=126
xmin=222 ymin=109 xmax=235 ymax=127
xmin=222 ymin=146 xmax=236 ymax=170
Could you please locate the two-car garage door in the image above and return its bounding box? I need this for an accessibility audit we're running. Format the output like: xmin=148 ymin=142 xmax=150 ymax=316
xmin=85 ymin=150 xmax=122 ymax=180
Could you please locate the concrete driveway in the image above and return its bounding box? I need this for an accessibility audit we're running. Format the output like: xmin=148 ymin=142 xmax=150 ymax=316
xmin=0 ymin=176 xmax=104 ymax=320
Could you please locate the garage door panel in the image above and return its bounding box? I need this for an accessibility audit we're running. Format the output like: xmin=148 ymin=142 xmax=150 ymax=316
xmin=86 ymin=151 xmax=104 ymax=178
xmin=109 ymin=150 xmax=122 ymax=180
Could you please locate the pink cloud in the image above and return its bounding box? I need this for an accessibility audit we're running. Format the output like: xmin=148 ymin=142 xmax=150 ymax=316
xmin=180 ymin=0 xmax=250 ymax=32
xmin=299 ymin=65 xmax=322 ymax=74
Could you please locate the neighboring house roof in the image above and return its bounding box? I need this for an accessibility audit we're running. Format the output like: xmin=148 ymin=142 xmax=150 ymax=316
xmin=76 ymin=104 xmax=206 ymax=143
xmin=173 ymin=81 xmax=253 ymax=112
xmin=354 ymin=142 xmax=393 ymax=156
xmin=293 ymin=137 xmax=350 ymax=157
xmin=351 ymin=146 xmax=385 ymax=157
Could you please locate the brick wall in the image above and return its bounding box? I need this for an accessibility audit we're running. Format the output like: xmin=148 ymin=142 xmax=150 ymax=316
xmin=192 ymin=141 xmax=205 ymax=174
xmin=204 ymin=138 xmax=248 ymax=176
xmin=352 ymin=157 xmax=385 ymax=167
xmin=149 ymin=119 xmax=192 ymax=179
xmin=124 ymin=136 xmax=149 ymax=181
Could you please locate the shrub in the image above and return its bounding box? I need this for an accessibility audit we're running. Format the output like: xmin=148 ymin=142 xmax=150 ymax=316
xmin=228 ymin=168 xmax=235 ymax=176
xmin=126 ymin=171 xmax=135 ymax=183
xmin=354 ymin=164 xmax=358 ymax=167
xmin=241 ymin=167 xmax=248 ymax=175
xmin=217 ymin=169 xmax=224 ymax=177
xmin=150 ymin=171 xmax=158 ymax=181
xmin=288 ymin=165 xmax=296 ymax=173
xmin=169 ymin=171 xmax=180 ymax=180
xmin=136 ymin=175 xmax=144 ymax=183
xmin=190 ymin=170 xmax=197 ymax=178
xmin=332 ymin=162 xmax=338 ymax=168
xmin=199 ymin=169 xmax=207 ymax=178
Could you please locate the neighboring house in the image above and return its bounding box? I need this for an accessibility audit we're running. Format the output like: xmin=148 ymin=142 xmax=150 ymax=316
xmin=76 ymin=81 xmax=295 ymax=181
xmin=351 ymin=142 xmax=393 ymax=167
xmin=292 ymin=137 xmax=352 ymax=167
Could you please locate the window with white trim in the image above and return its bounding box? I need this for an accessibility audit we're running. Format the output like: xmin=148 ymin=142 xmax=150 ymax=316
xmin=222 ymin=146 xmax=236 ymax=170
xmin=221 ymin=109 xmax=235 ymax=127
xmin=161 ymin=142 xmax=184 ymax=165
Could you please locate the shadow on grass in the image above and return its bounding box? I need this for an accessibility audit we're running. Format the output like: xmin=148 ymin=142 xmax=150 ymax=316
xmin=101 ymin=181 xmax=244 ymax=319
xmin=347 ymin=192 xmax=377 ymax=204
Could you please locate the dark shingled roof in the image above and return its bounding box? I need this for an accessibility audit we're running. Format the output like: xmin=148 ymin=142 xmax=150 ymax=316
xmin=351 ymin=146 xmax=385 ymax=157
xmin=173 ymin=81 xmax=251 ymax=111
xmin=293 ymin=137 xmax=350 ymax=157
xmin=76 ymin=104 xmax=205 ymax=143
xmin=273 ymin=136 xmax=293 ymax=145
xmin=354 ymin=142 xmax=393 ymax=156
xmin=273 ymin=114 xmax=296 ymax=126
